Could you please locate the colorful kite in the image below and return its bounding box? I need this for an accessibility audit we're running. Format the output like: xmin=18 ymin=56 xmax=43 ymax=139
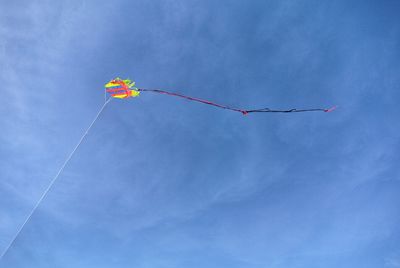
xmin=0 ymin=76 xmax=337 ymax=262
xmin=105 ymin=78 xmax=140 ymax=99
xmin=105 ymin=78 xmax=336 ymax=115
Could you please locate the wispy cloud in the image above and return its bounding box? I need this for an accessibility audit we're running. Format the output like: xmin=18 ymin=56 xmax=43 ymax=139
xmin=1 ymin=0 xmax=400 ymax=267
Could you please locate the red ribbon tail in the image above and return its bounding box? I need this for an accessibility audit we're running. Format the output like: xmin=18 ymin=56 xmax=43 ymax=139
xmin=325 ymin=105 xmax=338 ymax=113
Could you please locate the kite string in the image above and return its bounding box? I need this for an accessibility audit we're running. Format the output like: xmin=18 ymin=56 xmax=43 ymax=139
xmin=0 ymin=98 xmax=112 ymax=262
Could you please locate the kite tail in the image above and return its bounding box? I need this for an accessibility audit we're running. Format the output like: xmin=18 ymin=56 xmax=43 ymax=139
xmin=137 ymin=88 xmax=247 ymax=114
xmin=324 ymin=105 xmax=338 ymax=113
xmin=137 ymin=88 xmax=335 ymax=115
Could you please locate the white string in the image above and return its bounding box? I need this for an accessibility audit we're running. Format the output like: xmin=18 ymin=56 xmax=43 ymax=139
xmin=0 ymin=98 xmax=112 ymax=262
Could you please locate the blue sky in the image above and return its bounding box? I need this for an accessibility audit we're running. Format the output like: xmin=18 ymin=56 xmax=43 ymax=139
xmin=1 ymin=0 xmax=400 ymax=267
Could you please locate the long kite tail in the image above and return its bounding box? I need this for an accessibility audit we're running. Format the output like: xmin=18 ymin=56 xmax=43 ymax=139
xmin=137 ymin=88 xmax=336 ymax=115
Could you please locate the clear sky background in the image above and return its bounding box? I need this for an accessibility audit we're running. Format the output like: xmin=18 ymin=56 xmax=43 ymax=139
xmin=1 ymin=0 xmax=400 ymax=267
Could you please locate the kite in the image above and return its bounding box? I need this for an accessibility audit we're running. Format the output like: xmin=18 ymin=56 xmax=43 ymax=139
xmin=0 ymin=76 xmax=336 ymax=262
xmin=105 ymin=78 xmax=336 ymax=114
xmin=105 ymin=78 xmax=140 ymax=98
